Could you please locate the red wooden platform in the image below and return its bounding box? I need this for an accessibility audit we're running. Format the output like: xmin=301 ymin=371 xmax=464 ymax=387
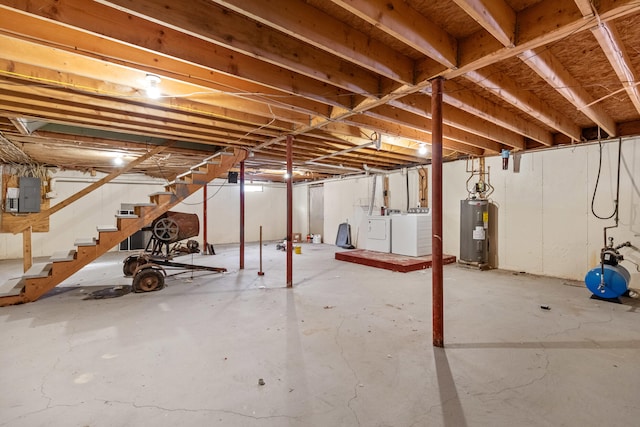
xmin=335 ymin=249 xmax=456 ymax=273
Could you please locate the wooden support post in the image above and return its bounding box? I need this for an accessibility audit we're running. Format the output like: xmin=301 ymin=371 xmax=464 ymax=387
xmin=286 ymin=135 xmax=293 ymax=288
xmin=419 ymin=168 xmax=429 ymax=208
xmin=383 ymin=175 xmax=389 ymax=207
xmin=240 ymin=161 xmax=245 ymax=270
xmin=432 ymin=77 xmax=444 ymax=348
xmin=23 ymin=226 xmax=32 ymax=272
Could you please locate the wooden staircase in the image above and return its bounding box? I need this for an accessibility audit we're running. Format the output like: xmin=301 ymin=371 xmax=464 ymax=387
xmin=0 ymin=148 xmax=247 ymax=306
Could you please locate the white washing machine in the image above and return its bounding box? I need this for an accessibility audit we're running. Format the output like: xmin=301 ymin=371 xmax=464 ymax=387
xmin=391 ymin=213 xmax=432 ymax=257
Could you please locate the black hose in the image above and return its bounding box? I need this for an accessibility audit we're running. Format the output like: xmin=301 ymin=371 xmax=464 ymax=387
xmin=406 ymin=172 xmax=410 ymax=211
xmin=591 ymin=137 xmax=622 ymax=220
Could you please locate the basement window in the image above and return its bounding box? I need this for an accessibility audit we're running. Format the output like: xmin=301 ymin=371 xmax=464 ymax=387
xmin=245 ymin=185 xmax=263 ymax=192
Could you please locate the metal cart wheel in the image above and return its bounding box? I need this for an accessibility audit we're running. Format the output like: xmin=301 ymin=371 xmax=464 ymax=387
xmin=186 ymin=239 xmax=199 ymax=253
xmin=153 ymin=218 xmax=179 ymax=242
xmin=122 ymin=255 xmax=142 ymax=277
xmin=132 ymin=267 xmax=165 ymax=292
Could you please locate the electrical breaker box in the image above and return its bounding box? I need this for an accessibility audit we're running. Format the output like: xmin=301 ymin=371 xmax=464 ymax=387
xmin=5 ymin=187 xmax=19 ymax=212
xmin=18 ymin=177 xmax=41 ymax=213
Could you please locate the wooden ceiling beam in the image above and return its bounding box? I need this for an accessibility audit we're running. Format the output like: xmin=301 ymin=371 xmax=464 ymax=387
xmin=451 ymin=0 xmax=516 ymax=47
xmin=0 ymin=100 xmax=261 ymax=150
xmin=573 ymin=0 xmax=594 ymax=16
xmin=0 ymin=83 xmax=285 ymax=142
xmin=366 ymin=105 xmax=503 ymax=153
xmin=345 ymin=114 xmax=484 ymax=156
xmin=211 ymin=0 xmax=414 ymax=85
xmin=388 ymin=96 xmax=525 ymax=150
xmin=519 ymin=48 xmax=617 ymax=136
xmin=0 ymin=58 xmax=310 ymax=129
xmin=464 ymin=67 xmax=580 ymax=143
xmin=286 ymin=0 xmax=640 ymax=155
xmin=260 ymin=140 xmax=414 ymax=168
xmin=591 ymin=22 xmax=640 ymax=116
xmin=307 ymin=129 xmax=435 ymax=160
xmin=0 ymin=3 xmax=343 ymax=114
xmin=433 ymin=80 xmax=556 ymax=146
xmin=312 ymin=123 xmax=452 ymax=158
xmin=329 ymin=0 xmax=458 ymax=69
xmin=94 ymin=0 xmax=382 ymax=96
xmin=440 ymin=0 xmax=640 ymax=81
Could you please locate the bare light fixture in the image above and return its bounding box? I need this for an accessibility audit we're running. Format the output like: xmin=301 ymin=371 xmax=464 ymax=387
xmin=113 ymin=155 xmax=124 ymax=166
xmin=145 ymin=74 xmax=161 ymax=99
xmin=418 ymin=143 xmax=428 ymax=155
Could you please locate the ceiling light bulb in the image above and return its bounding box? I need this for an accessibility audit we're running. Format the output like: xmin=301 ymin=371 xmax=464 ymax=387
xmin=145 ymin=74 xmax=161 ymax=99
xmin=284 ymin=172 xmax=290 ymax=179
xmin=418 ymin=143 xmax=428 ymax=155
xmin=113 ymin=156 xmax=124 ymax=166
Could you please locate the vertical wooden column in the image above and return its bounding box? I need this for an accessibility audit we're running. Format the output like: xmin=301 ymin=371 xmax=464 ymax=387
xmin=23 ymin=226 xmax=32 ymax=272
xmin=240 ymin=161 xmax=245 ymax=270
xmin=431 ymin=77 xmax=444 ymax=348
xmin=286 ymin=135 xmax=293 ymax=288
xmin=203 ymin=183 xmax=208 ymax=251
xmin=383 ymin=175 xmax=390 ymax=207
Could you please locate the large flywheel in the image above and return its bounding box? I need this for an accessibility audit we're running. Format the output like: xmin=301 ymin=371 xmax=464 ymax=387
xmin=153 ymin=217 xmax=179 ymax=242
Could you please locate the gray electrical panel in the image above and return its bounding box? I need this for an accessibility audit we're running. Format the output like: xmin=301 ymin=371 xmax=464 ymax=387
xmin=459 ymin=199 xmax=490 ymax=268
xmin=18 ymin=177 xmax=41 ymax=213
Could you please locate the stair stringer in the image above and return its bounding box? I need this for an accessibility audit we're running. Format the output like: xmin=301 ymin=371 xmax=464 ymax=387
xmin=0 ymin=148 xmax=247 ymax=306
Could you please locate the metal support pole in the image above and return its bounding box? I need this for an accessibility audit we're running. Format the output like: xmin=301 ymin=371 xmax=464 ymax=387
xmin=286 ymin=135 xmax=293 ymax=288
xmin=431 ymin=77 xmax=444 ymax=348
xmin=240 ymin=161 xmax=245 ymax=270
xmin=258 ymin=225 xmax=264 ymax=276
xmin=203 ymin=183 xmax=208 ymax=252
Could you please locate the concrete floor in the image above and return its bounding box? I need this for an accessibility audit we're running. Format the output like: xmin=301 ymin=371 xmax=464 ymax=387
xmin=1 ymin=242 xmax=639 ymax=427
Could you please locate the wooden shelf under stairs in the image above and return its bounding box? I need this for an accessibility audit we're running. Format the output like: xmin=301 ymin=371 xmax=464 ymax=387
xmin=0 ymin=148 xmax=247 ymax=307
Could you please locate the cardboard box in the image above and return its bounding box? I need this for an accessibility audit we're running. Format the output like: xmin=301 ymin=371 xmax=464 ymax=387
xmin=293 ymin=233 xmax=302 ymax=243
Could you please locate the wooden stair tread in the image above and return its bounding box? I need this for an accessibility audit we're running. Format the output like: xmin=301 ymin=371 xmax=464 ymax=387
xmin=166 ymin=179 xmax=188 ymax=186
xmin=177 ymin=171 xmax=198 ymax=179
xmin=0 ymin=277 xmax=24 ymax=296
xmin=74 ymin=237 xmax=97 ymax=247
xmin=191 ymin=160 xmax=220 ymax=170
xmin=50 ymin=250 xmax=77 ymax=262
xmin=24 ymin=263 xmax=52 ymax=279
xmin=205 ymin=152 xmax=233 ymax=162
xmin=0 ymin=148 xmax=246 ymax=307
xmin=97 ymin=225 xmax=119 ymax=232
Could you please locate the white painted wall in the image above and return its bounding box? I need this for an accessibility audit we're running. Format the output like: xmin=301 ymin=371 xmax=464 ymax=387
xmin=298 ymin=137 xmax=640 ymax=282
xmin=0 ymin=173 xmax=288 ymax=259
xmin=2 ymin=137 xmax=638 ymax=284
xmin=292 ymin=184 xmax=308 ymax=239
xmin=193 ymin=180 xmax=287 ymax=244
xmin=321 ymin=175 xmax=378 ymax=247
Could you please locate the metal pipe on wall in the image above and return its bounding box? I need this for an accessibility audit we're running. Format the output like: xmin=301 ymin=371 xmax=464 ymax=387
xmin=240 ymin=161 xmax=245 ymax=270
xmin=431 ymin=77 xmax=444 ymax=348
xmin=286 ymin=135 xmax=293 ymax=288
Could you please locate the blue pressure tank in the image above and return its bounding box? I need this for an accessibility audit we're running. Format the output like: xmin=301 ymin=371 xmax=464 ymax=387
xmin=584 ymin=264 xmax=631 ymax=299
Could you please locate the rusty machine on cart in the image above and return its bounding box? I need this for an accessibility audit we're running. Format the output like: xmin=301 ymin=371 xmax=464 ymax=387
xmin=122 ymin=211 xmax=226 ymax=292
